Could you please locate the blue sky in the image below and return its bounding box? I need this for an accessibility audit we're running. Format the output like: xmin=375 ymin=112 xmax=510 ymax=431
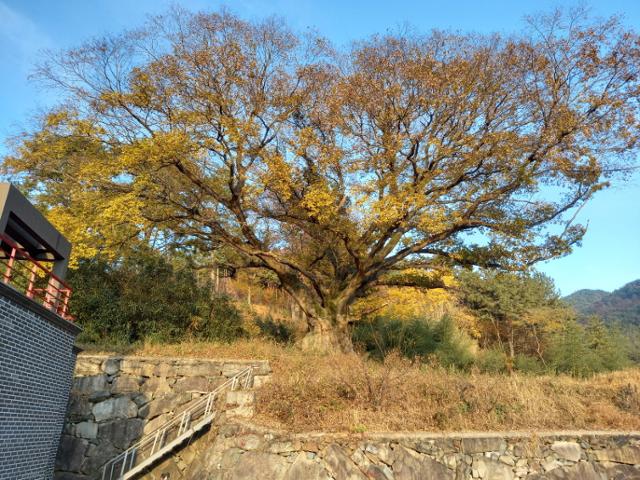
xmin=0 ymin=0 xmax=638 ymax=295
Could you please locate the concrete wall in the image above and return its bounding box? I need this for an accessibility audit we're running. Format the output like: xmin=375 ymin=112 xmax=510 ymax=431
xmin=55 ymin=355 xmax=271 ymax=480
xmin=0 ymin=283 xmax=80 ymax=480
xmin=141 ymin=422 xmax=640 ymax=480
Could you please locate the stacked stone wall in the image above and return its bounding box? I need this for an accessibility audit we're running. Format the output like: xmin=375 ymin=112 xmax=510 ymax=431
xmin=55 ymin=355 xmax=270 ymax=480
xmin=143 ymin=423 xmax=640 ymax=480
xmin=56 ymin=354 xmax=640 ymax=480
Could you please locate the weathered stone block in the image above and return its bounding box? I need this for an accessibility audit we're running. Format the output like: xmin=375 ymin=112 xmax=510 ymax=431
xmin=143 ymin=412 xmax=173 ymax=434
xmin=225 ymin=451 xmax=289 ymax=480
xmin=512 ymin=442 xmax=538 ymax=459
xmin=120 ymin=359 xmax=157 ymax=377
xmin=598 ymin=462 xmax=640 ymax=479
xmin=176 ymin=361 xmax=223 ymax=377
xmin=222 ymin=362 xmax=250 ymax=378
xmin=473 ymin=458 xmax=514 ymax=480
xmin=365 ymin=442 xmax=394 ymax=465
xmin=132 ymin=392 xmax=151 ymax=407
xmin=362 ymin=464 xmax=393 ymax=480
xmin=92 ymin=396 xmax=138 ymax=422
xmin=324 ymin=444 xmax=368 ymax=480
xmin=111 ymin=375 xmax=143 ymax=394
xmin=284 ymin=453 xmax=330 ymax=480
xmin=141 ymin=376 xmax=174 ymax=397
xmin=222 ymin=361 xmax=269 ymax=377
xmin=68 ymin=395 xmax=92 ymax=422
xmin=144 ymin=392 xmax=191 ymax=419
xmin=98 ymin=418 xmax=144 ymax=450
xmin=462 ymin=437 xmax=507 ymax=454
xmin=593 ymin=445 xmax=640 ymax=464
xmin=174 ymin=375 xmax=212 ymax=392
xmin=74 ymin=359 xmax=103 ymax=376
xmin=152 ymin=361 xmax=175 ymax=377
xmin=251 ymin=361 xmax=272 ymax=376
xmin=267 ymin=440 xmax=300 ymax=454
xmin=542 ymin=458 xmax=562 ymax=472
xmin=101 ymin=358 xmax=121 ymax=375
xmin=226 ymin=390 xmax=255 ymax=406
xmin=543 ymin=462 xmax=601 ymax=480
xmin=74 ymin=421 xmax=98 ymax=439
xmin=235 ymin=434 xmax=262 ymax=451
xmin=88 ymin=390 xmax=111 ymax=403
xmin=83 ymin=441 xmax=119 ymax=475
xmin=499 ymin=454 xmax=515 ymax=466
xmin=73 ymin=375 xmax=108 ymax=395
xmin=551 ymin=441 xmax=582 ymax=462
xmin=392 ymin=446 xmax=454 ymax=480
xmin=56 ymin=435 xmax=88 ymax=472
xmin=220 ymin=447 xmax=245 ymax=469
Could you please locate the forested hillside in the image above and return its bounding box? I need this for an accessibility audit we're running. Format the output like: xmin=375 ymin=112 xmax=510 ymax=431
xmin=565 ymin=280 xmax=640 ymax=327
xmin=563 ymin=289 xmax=609 ymax=313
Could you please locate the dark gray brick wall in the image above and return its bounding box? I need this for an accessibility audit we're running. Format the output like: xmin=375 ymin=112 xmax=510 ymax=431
xmin=0 ymin=285 xmax=79 ymax=480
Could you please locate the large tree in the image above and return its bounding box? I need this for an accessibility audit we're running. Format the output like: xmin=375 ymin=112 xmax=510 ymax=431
xmin=5 ymin=8 xmax=640 ymax=350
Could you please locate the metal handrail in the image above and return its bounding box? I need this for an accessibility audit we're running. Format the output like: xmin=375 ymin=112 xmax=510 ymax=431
xmin=101 ymin=366 xmax=254 ymax=480
xmin=0 ymin=232 xmax=74 ymax=321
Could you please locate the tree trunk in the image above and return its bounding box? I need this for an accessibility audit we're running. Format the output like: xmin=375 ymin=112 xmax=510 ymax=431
xmin=299 ymin=316 xmax=353 ymax=353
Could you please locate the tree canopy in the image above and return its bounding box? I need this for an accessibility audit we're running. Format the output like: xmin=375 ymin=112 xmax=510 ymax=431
xmin=5 ymin=7 xmax=640 ymax=350
xmin=457 ymin=269 xmax=570 ymax=364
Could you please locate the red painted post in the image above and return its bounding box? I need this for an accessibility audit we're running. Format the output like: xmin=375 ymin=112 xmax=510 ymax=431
xmin=3 ymin=247 xmax=16 ymax=284
xmin=26 ymin=263 xmax=38 ymax=299
xmin=58 ymin=289 xmax=71 ymax=319
xmin=44 ymin=276 xmax=60 ymax=312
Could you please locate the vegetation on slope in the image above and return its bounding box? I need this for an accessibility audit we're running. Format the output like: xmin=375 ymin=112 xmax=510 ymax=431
xmin=71 ymin=249 xmax=637 ymax=378
xmin=83 ymin=340 xmax=640 ymax=433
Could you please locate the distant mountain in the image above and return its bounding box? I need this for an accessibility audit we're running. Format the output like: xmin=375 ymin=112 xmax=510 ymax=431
xmin=564 ymin=289 xmax=609 ymax=313
xmin=564 ymin=280 xmax=640 ymax=327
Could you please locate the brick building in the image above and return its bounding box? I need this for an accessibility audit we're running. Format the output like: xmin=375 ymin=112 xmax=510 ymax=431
xmin=0 ymin=184 xmax=80 ymax=480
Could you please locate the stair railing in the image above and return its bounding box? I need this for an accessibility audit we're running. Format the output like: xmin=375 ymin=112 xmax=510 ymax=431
xmin=101 ymin=366 xmax=253 ymax=480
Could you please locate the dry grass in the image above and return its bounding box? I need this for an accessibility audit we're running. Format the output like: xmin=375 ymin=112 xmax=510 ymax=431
xmin=81 ymin=340 xmax=640 ymax=433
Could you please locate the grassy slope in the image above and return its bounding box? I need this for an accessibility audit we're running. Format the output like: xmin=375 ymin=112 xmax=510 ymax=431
xmin=82 ymin=340 xmax=640 ymax=433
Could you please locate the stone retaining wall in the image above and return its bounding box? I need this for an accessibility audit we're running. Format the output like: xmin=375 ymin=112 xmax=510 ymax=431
xmin=54 ymin=355 xmax=271 ymax=480
xmin=55 ymin=355 xmax=640 ymax=480
xmin=141 ymin=422 xmax=640 ymax=480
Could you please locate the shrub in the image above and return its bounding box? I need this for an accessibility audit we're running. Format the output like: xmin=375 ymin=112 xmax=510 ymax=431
xmin=68 ymin=258 xmax=128 ymax=344
xmin=427 ymin=316 xmax=475 ymax=369
xmin=255 ymin=316 xmax=294 ymax=344
xmin=352 ymin=315 xmax=475 ymax=369
xmin=475 ymin=348 xmax=508 ymax=374
xmin=585 ymin=318 xmax=629 ymax=371
xmin=191 ymin=293 xmax=245 ymax=342
xmin=69 ymin=251 xmax=244 ymax=344
xmin=514 ymin=354 xmax=546 ymax=375
xmin=546 ymin=321 xmax=599 ymax=377
xmin=544 ymin=319 xmax=629 ymax=377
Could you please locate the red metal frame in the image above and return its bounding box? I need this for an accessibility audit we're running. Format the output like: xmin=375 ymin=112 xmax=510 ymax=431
xmin=0 ymin=233 xmax=74 ymax=322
